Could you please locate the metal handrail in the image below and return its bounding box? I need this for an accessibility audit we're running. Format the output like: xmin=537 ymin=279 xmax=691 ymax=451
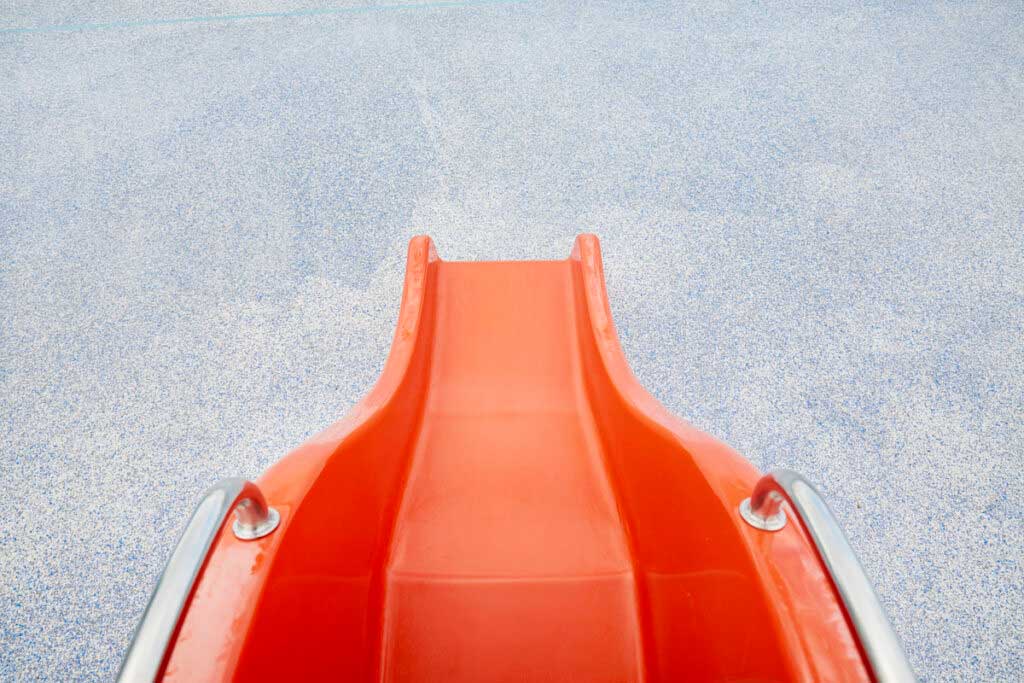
xmin=119 ymin=470 xmax=909 ymax=680
xmin=739 ymin=469 xmax=916 ymax=682
xmin=117 ymin=478 xmax=280 ymax=683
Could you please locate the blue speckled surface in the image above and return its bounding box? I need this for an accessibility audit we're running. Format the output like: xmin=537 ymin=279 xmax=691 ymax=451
xmin=2 ymin=1 xmax=1022 ymax=680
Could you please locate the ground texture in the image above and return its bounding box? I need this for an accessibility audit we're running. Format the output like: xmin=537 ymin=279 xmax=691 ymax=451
xmin=2 ymin=1 xmax=1022 ymax=680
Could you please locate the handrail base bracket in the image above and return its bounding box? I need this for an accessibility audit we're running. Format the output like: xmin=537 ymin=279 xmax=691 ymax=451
xmin=739 ymin=497 xmax=787 ymax=531
xmin=233 ymin=506 xmax=281 ymax=540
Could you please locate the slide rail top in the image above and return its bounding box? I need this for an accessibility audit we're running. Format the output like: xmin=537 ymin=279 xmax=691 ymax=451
xmin=117 ymin=478 xmax=280 ymax=683
xmin=740 ymin=469 xmax=917 ymax=683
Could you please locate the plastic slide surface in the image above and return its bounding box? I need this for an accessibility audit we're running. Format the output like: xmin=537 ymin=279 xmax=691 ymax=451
xmin=161 ymin=236 xmax=870 ymax=682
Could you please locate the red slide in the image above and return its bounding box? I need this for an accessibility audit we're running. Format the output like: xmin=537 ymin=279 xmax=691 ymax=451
xmin=127 ymin=236 xmax=904 ymax=682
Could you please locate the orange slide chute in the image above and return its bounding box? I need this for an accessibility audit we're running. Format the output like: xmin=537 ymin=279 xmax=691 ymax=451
xmin=161 ymin=236 xmax=869 ymax=682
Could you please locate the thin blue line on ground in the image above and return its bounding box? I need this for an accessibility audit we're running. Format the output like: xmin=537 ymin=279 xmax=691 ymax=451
xmin=0 ymin=0 xmax=527 ymax=35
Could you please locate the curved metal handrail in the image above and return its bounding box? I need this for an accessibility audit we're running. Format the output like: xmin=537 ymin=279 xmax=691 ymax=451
xmin=739 ymin=469 xmax=916 ymax=682
xmin=117 ymin=478 xmax=280 ymax=683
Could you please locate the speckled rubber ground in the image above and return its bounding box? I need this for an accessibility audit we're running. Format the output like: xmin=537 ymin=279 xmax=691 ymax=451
xmin=2 ymin=1 xmax=1022 ymax=681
